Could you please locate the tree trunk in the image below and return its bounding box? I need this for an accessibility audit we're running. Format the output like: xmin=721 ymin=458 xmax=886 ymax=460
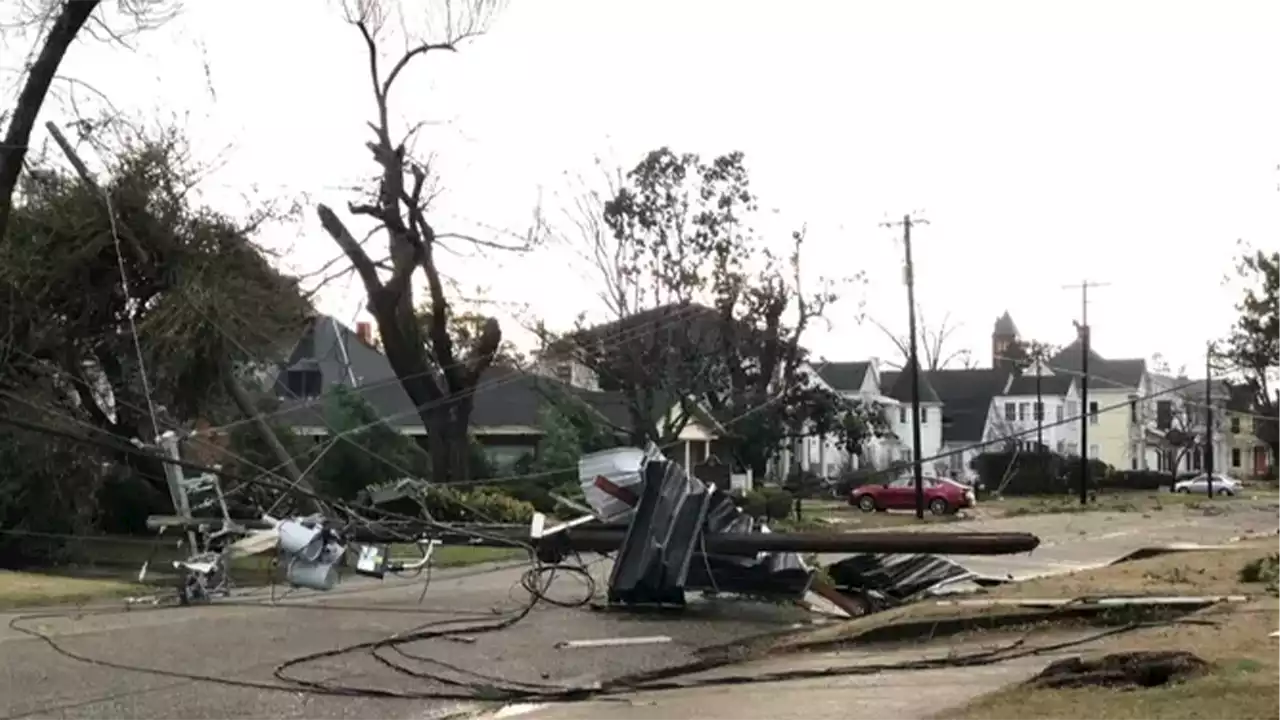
xmin=0 ymin=0 xmax=100 ymax=243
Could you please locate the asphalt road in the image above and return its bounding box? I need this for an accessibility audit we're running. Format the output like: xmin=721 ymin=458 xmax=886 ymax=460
xmin=0 ymin=560 xmax=812 ymax=720
xmin=2 ymin=500 xmax=1274 ymax=720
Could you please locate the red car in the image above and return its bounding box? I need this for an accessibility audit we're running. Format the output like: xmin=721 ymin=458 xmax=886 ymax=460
xmin=849 ymin=476 xmax=975 ymax=516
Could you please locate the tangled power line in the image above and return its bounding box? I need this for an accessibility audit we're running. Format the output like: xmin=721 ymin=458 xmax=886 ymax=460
xmin=0 ymin=126 xmax=1260 ymax=715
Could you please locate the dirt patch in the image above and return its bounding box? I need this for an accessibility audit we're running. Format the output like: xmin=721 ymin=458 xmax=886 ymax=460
xmin=942 ymin=598 xmax=1280 ymax=720
xmin=1026 ymin=650 xmax=1209 ymax=689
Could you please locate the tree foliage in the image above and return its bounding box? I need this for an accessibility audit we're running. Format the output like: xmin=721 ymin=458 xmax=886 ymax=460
xmin=1224 ymin=245 xmax=1279 ymax=455
xmin=0 ymin=126 xmax=309 ymax=532
xmin=566 ymin=147 xmax=883 ymax=474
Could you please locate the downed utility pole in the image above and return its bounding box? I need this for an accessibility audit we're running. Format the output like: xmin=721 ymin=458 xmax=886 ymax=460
xmin=148 ymin=515 xmax=1040 ymax=557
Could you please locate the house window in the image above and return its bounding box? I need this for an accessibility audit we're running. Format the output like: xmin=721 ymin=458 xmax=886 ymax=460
xmin=1056 ymin=440 xmax=1065 ymax=453
xmin=1231 ymin=448 xmax=1241 ymax=467
xmin=1066 ymin=442 xmax=1078 ymax=456
xmin=1130 ymin=443 xmax=1139 ymax=470
xmin=1129 ymin=395 xmax=1138 ymax=422
xmin=1155 ymin=400 xmax=1172 ymax=430
xmin=1191 ymin=448 xmax=1201 ymax=470
xmin=1230 ymin=416 xmax=1241 ymax=434
xmin=1004 ymin=402 xmax=1016 ymax=421
xmin=899 ymin=407 xmax=907 ymax=424
xmin=285 ymin=369 xmax=322 ymax=398
xmin=921 ymin=408 xmax=929 ymax=424
xmin=1089 ymin=402 xmax=1099 ymax=424
xmin=1067 ymin=401 xmax=1078 ymax=419
xmin=1018 ymin=403 xmax=1029 ymax=421
xmin=902 ymin=448 xmax=913 ymax=463
xmin=1056 ymin=405 xmax=1064 ymax=422
xmin=1033 ymin=402 xmax=1044 ymax=421
xmin=1089 ymin=444 xmax=1099 ymax=459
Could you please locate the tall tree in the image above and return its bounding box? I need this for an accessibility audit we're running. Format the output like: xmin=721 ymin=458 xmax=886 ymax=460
xmin=870 ymin=310 xmax=973 ymax=371
xmin=0 ymin=124 xmax=308 ymax=516
xmin=1224 ymin=244 xmax=1279 ymax=459
xmin=0 ymin=1 xmax=178 ymax=243
xmin=565 ymin=147 xmax=882 ymax=474
xmin=315 ymin=0 xmax=537 ymax=483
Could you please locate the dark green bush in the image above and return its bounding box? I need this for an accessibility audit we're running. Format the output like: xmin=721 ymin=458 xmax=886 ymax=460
xmin=419 ymin=485 xmax=534 ymax=524
xmin=971 ymin=451 xmax=1110 ymax=497
xmin=1102 ymin=470 xmax=1172 ymax=492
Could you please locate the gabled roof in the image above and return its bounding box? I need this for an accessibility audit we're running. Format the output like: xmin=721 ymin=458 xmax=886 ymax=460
xmin=1005 ymin=372 xmax=1075 ymax=396
xmin=816 ymin=361 xmax=871 ymax=392
xmin=1048 ymin=339 xmax=1146 ymax=390
xmin=927 ymin=368 xmax=1015 ymax=444
xmin=270 ymin=315 xmax=723 ymax=437
xmin=880 ymin=360 xmax=941 ymax=404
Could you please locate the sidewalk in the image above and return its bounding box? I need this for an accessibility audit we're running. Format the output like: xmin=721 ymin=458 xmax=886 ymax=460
xmin=481 ymin=632 xmax=1103 ymax=720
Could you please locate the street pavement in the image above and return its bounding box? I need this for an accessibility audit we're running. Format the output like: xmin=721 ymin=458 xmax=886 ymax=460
xmin=0 ymin=560 xmax=812 ymax=720
xmin=823 ymin=497 xmax=1280 ymax=585
xmin=1 ymin=499 xmax=1274 ymax=720
xmin=479 ymin=631 xmax=1112 ymax=720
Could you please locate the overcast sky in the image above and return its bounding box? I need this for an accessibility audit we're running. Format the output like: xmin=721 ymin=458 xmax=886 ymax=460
xmin=5 ymin=0 xmax=1277 ymax=377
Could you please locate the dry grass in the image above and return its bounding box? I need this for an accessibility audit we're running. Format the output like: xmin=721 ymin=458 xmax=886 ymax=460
xmin=942 ymin=598 xmax=1280 ymax=720
xmin=0 ymin=571 xmax=145 ymax=610
xmin=984 ymin=538 xmax=1280 ymax=600
xmin=989 ymin=490 xmax=1251 ymax=518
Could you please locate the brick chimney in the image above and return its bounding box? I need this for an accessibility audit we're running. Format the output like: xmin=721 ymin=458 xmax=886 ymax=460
xmin=356 ymin=321 xmax=373 ymax=345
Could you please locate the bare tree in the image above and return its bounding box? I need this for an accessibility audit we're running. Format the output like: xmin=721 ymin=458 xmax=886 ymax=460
xmin=0 ymin=0 xmax=178 ymax=244
xmin=315 ymin=0 xmax=538 ymax=483
xmin=871 ymin=309 xmax=972 ymax=371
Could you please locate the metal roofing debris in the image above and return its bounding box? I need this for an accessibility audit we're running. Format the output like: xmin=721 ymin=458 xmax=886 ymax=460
xmin=555 ymin=635 xmax=674 ymax=649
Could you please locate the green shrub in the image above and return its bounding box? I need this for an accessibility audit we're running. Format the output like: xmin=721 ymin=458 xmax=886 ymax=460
xmin=972 ymin=450 xmax=1110 ymax=497
xmin=762 ymin=487 xmax=795 ymax=521
xmin=419 ymin=485 xmax=534 ymax=524
xmin=1103 ymin=470 xmax=1172 ymax=492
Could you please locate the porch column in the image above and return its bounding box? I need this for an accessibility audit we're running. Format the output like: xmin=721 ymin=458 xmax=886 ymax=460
xmin=683 ymin=441 xmax=692 ymax=471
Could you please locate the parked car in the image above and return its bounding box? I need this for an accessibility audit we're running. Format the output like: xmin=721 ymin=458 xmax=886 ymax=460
xmin=849 ymin=476 xmax=975 ymax=516
xmin=1173 ymin=473 xmax=1241 ymax=496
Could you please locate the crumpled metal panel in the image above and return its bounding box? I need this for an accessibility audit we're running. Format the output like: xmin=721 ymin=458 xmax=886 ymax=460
xmin=825 ymin=552 xmax=976 ymax=603
xmin=605 ymin=453 xmax=815 ymax=606
xmin=607 ymin=459 xmax=714 ymax=606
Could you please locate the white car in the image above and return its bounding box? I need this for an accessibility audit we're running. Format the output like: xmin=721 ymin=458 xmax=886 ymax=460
xmin=1173 ymin=473 xmax=1241 ymax=496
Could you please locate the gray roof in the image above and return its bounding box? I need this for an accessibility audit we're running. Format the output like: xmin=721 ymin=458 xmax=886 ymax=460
xmin=1048 ymin=339 xmax=1146 ymax=390
xmin=994 ymin=311 xmax=1019 ymax=336
xmin=879 ymin=368 xmax=1013 ymax=443
xmin=1005 ymin=372 xmax=1074 ymax=396
xmin=929 ymin=368 xmax=1014 ymax=444
xmin=816 ymin=361 xmax=870 ymax=392
xmin=880 ymin=360 xmax=942 ymax=404
xmin=270 ymin=315 xmax=715 ymax=436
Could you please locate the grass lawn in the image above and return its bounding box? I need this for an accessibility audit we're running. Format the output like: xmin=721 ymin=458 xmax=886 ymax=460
xmin=938 ymin=540 xmax=1280 ymax=720
xmin=988 ymin=488 xmax=1275 ymax=518
xmin=0 ymin=571 xmax=146 ymax=610
xmin=943 ymin=597 xmax=1280 ymax=720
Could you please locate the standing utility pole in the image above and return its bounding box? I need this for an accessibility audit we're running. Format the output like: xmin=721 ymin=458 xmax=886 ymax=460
xmin=1064 ymin=279 xmax=1110 ymax=505
xmin=1205 ymin=343 xmax=1215 ymax=499
xmin=885 ymin=214 xmax=929 ymax=519
xmin=1035 ymin=370 xmax=1044 ymax=451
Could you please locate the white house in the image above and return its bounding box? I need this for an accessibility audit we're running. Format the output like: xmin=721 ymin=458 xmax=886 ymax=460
xmin=782 ymin=359 xmax=900 ymax=478
xmin=877 ymin=360 xmax=945 ymax=474
xmin=984 ymin=360 xmax=1082 ymax=457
